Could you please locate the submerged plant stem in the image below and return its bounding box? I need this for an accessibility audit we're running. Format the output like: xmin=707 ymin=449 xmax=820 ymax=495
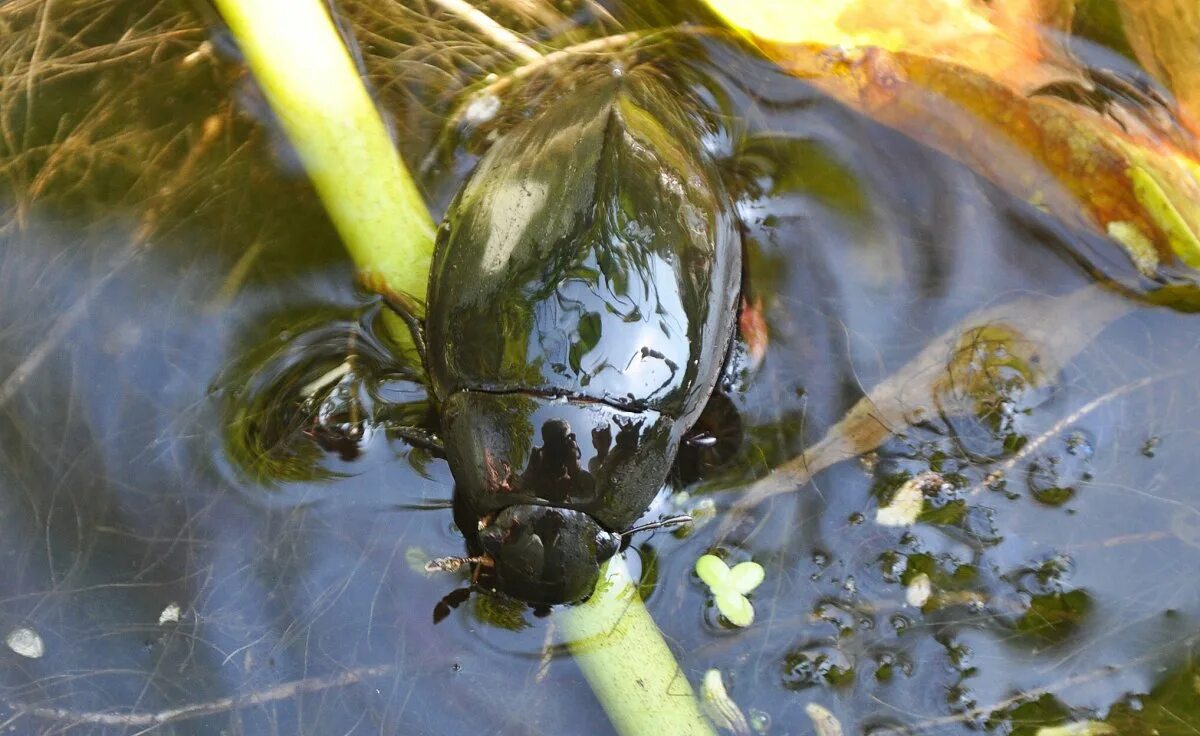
xmin=211 ymin=0 xmax=435 ymax=311
xmin=211 ymin=3 xmax=710 ymax=733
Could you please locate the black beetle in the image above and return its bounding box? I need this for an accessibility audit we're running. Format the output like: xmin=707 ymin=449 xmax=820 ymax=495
xmin=388 ymin=61 xmax=742 ymax=605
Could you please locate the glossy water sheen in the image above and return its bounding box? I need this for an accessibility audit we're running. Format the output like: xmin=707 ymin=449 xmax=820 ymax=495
xmin=2 ymin=2 xmax=1200 ymax=735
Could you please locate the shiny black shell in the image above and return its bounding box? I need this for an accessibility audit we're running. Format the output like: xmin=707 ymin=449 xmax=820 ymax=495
xmin=427 ymin=66 xmax=741 ymax=533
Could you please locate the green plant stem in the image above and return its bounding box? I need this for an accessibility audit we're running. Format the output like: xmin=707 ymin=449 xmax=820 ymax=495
xmin=211 ymin=0 xmax=434 ymax=311
xmin=211 ymin=2 xmax=713 ymax=734
xmin=557 ymin=556 xmax=716 ymax=736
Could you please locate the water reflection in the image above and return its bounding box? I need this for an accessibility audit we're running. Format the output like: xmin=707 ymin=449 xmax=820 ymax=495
xmin=0 ymin=2 xmax=1199 ymax=734
xmin=443 ymin=392 xmax=675 ymax=528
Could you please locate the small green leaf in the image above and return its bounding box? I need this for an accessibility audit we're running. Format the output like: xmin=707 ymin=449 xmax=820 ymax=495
xmin=717 ymin=592 xmax=755 ymax=627
xmin=697 ymin=554 xmax=763 ymax=627
xmin=727 ymin=561 xmax=765 ymax=594
xmin=695 ymin=554 xmax=731 ymax=588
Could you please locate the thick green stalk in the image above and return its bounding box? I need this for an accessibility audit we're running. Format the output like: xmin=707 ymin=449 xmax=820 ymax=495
xmin=211 ymin=2 xmax=713 ymax=734
xmin=212 ymin=0 xmax=434 ymax=308
xmin=557 ymin=556 xmax=716 ymax=736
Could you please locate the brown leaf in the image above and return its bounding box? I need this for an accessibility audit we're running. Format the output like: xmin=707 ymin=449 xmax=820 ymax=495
xmin=721 ymin=286 xmax=1132 ymax=527
xmin=703 ymin=0 xmax=1200 ymax=276
xmin=1118 ymin=0 xmax=1200 ymax=138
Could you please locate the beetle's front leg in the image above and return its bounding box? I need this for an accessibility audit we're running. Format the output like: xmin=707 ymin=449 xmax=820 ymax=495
xmin=380 ymin=292 xmax=429 ymax=367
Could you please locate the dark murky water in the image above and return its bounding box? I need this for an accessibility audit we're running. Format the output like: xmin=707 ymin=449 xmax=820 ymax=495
xmin=1 ymin=2 xmax=1198 ymax=734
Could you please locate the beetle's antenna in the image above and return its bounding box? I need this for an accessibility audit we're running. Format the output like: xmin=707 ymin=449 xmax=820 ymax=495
xmin=425 ymin=554 xmax=493 ymax=573
xmin=622 ymin=515 xmax=693 ymax=538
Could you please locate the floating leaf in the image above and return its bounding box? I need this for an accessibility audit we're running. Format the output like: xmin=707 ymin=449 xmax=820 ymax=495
xmin=696 ymin=554 xmax=732 ymax=588
xmin=702 ymin=0 xmax=1066 ymax=91
xmin=696 ymin=555 xmax=765 ymax=627
xmin=700 ymin=0 xmax=1200 ymax=279
xmin=1017 ymin=589 xmax=1093 ymax=643
xmin=1117 ymin=0 xmax=1200 ymax=136
xmin=718 ymin=593 xmax=755 ymax=628
xmin=727 ymin=561 xmax=766 ymax=594
xmin=726 ymin=286 xmax=1132 ymax=522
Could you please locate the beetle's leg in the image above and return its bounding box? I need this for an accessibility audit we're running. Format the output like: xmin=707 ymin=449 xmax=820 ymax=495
xmin=622 ymin=514 xmax=693 ymax=537
xmin=674 ymin=392 xmax=743 ymax=485
xmin=381 ymin=422 xmax=445 ymax=454
xmin=380 ymin=293 xmax=429 ymax=367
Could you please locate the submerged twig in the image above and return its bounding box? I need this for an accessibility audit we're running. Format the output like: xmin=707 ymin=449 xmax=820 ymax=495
xmin=464 ymin=29 xmax=644 ymax=99
xmin=9 ymin=665 xmax=393 ymax=727
xmin=427 ymin=0 xmax=542 ymax=63
xmin=421 ymin=30 xmax=647 ymax=174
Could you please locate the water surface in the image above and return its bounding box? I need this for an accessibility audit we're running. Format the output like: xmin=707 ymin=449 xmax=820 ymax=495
xmin=0 ymin=2 xmax=1198 ymax=734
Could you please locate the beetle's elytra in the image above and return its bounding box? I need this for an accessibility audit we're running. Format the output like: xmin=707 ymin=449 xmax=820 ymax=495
xmin=417 ymin=62 xmax=742 ymax=605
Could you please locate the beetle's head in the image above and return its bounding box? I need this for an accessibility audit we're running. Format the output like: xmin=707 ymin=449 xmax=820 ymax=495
xmin=437 ymin=391 xmax=680 ymax=605
xmin=477 ymin=504 xmax=621 ymax=605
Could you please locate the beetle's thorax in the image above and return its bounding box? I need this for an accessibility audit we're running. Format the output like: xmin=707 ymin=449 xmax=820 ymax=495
xmin=442 ymin=391 xmax=680 ymax=532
